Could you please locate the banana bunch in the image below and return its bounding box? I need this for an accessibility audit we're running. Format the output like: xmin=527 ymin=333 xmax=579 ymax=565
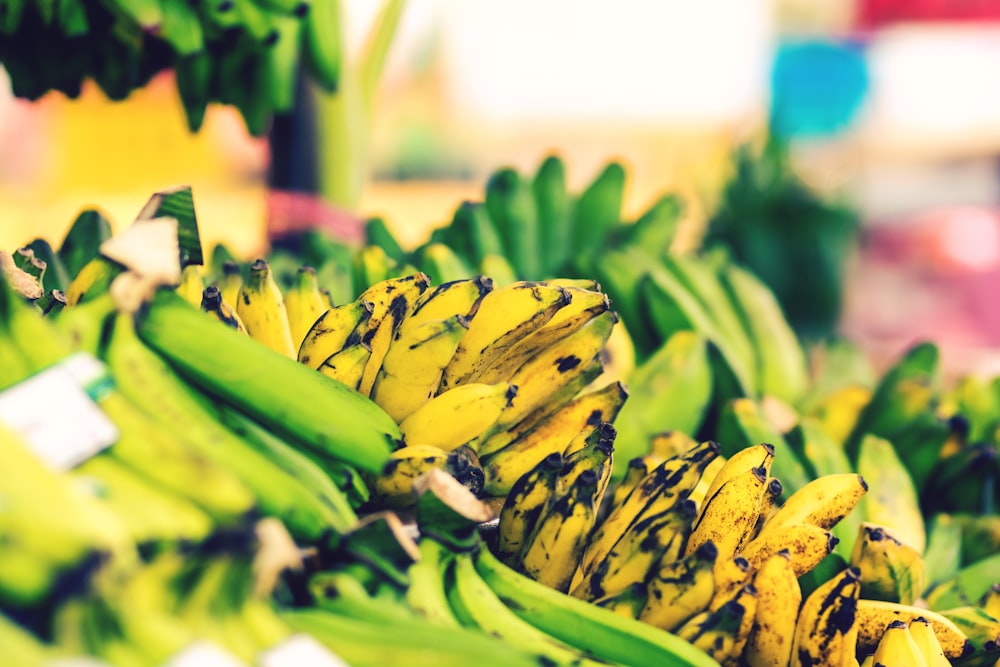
xmin=0 ymin=0 xmax=348 ymax=135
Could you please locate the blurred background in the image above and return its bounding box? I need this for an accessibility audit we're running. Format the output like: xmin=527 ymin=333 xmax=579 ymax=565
xmin=4 ymin=0 xmax=1000 ymax=376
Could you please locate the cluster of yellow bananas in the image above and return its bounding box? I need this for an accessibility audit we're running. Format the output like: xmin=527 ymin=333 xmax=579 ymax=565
xmin=496 ymin=434 xmax=1000 ymax=666
xmin=183 ymin=259 xmax=626 ymax=508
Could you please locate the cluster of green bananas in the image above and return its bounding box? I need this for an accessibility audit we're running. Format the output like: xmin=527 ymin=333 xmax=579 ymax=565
xmin=498 ymin=427 xmax=1000 ymax=666
xmin=0 ymin=0 xmax=344 ymax=135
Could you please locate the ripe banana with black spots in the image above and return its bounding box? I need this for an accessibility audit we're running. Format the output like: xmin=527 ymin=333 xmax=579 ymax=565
xmin=791 ymin=566 xmax=862 ymax=667
xmin=496 ymin=452 xmax=564 ymax=565
xmin=296 ymin=299 xmax=375 ymax=369
xmin=440 ymin=281 xmax=570 ymax=390
xmin=870 ymin=619 xmax=928 ymax=667
xmin=758 ymin=473 xmax=868 ymax=537
xmin=236 ymin=258 xmax=296 ymax=358
xmin=482 ymin=381 xmax=626 ymax=495
xmin=854 ymin=599 xmax=972 ymax=660
xmin=685 ymin=465 xmax=768 ymax=561
xmin=638 ymin=540 xmax=719 ymax=632
xmin=284 ymin=265 xmax=327 ymax=350
xmin=558 ymin=421 xmax=616 ymax=498
xmin=739 ymin=523 xmax=839 ymax=577
xmin=673 ymin=598 xmax=748 ymax=665
xmin=200 ymin=285 xmax=248 ymax=334
xmin=371 ymin=314 xmax=469 ymax=422
xmin=408 ymin=276 xmax=493 ymax=325
xmin=400 ymin=381 xmax=515 ymax=450
xmin=744 ymin=550 xmax=802 ymax=667
xmin=372 ymin=444 xmax=484 ymax=509
xmin=317 ymin=340 xmax=373 ymax=391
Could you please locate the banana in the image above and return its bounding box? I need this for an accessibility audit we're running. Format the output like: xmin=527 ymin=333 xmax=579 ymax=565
xmin=496 ymin=452 xmax=564 ymax=564
xmin=578 ymin=440 xmax=720 ymax=583
xmin=954 ymin=513 xmax=1000 ymax=566
xmin=854 ymin=599 xmax=973 ymax=660
xmin=792 ymin=566 xmax=862 ymax=667
xmin=808 ymin=383 xmax=873 ymax=447
xmin=317 ymin=340 xmax=373 ymax=391
xmin=372 ymin=315 xmax=469 ymax=422
xmin=855 ymin=433 xmax=926 ymax=554
xmin=611 ymin=330 xmax=713 ymax=474
xmin=484 ymin=167 xmax=541 ymax=279
xmin=493 ymin=310 xmax=616 ymax=430
xmin=558 ymin=421 xmax=616 ymax=498
xmin=748 ymin=477 xmax=784 ymax=540
xmin=871 ymin=619 xmax=928 ymax=667
xmin=200 ymin=285 xmax=248 ymax=334
xmin=592 ymin=582 xmax=647 ymax=619
xmin=371 ymin=444 xmax=452 ymax=509
xmin=284 ymin=265 xmax=327 ymax=349
xmin=478 ymin=253 xmax=519 ymax=289
xmin=65 ymin=256 xmax=119 ymax=306
xmin=474 ymin=547 xmax=721 ymax=667
xmin=744 ymin=550 xmax=802 ymax=667
xmin=908 ymin=617 xmax=953 ymax=667
xmin=296 ymin=299 xmax=375 ymax=369
xmin=236 ymin=258 xmax=296 ymax=358
xmin=138 ymin=289 xmax=401 ymax=475
xmin=936 ymin=606 xmax=1000 ymax=661
xmin=574 ymin=499 xmax=698 ymax=602
xmin=218 ymin=260 xmax=243 ymax=308
xmin=414 ymin=242 xmax=475 ymax=285
xmin=611 ymin=457 xmax=650 ymax=510
xmin=447 ymin=553 xmax=604 ymax=667
xmin=673 ymin=598 xmax=747 ymax=665
xmin=59 ymin=207 xmax=113 ymax=279
xmin=685 ymin=465 xmax=768 ymax=560
xmin=533 ymin=154 xmax=572 ymax=275
xmin=518 ymin=469 xmax=600 ymax=592
xmin=0 ymin=611 xmax=57 ymax=664
xmin=404 ymin=538 xmax=462 ymax=628
xmin=449 ymin=201 xmax=502 ymax=267
xmin=850 ymin=522 xmax=925 ymax=605
xmin=981 ymin=583 xmax=1000 ymax=617
xmin=638 ymin=540 xmax=719 ymax=632
xmin=407 ymin=276 xmax=493 ymax=325
xmin=695 ymin=443 xmax=774 ymax=523
xmin=25 ymin=238 xmax=69 ymax=292
xmin=400 ymin=382 xmax=515 ymax=450
xmin=475 ymin=285 xmax=611 ymax=386
xmin=440 ymin=281 xmax=571 ymax=390
xmin=355 ymin=273 xmax=432 ymax=397
xmin=176 ymin=264 xmax=204 ymax=307
xmin=759 ymin=473 xmax=868 ymax=537
xmin=706 ymin=555 xmax=753 ymax=612
xmin=481 ymin=381 xmax=627 ymax=495
xmin=739 ymin=523 xmax=839 ymax=577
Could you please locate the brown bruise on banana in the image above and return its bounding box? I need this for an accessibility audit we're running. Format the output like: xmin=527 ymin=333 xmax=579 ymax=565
xmin=798 ymin=569 xmax=861 ymax=667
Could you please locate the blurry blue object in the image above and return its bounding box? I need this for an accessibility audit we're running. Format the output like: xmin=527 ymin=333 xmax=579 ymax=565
xmin=770 ymin=40 xmax=870 ymax=138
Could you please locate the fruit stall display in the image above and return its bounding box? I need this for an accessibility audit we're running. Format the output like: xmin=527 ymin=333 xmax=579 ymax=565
xmin=1 ymin=180 xmax=999 ymax=667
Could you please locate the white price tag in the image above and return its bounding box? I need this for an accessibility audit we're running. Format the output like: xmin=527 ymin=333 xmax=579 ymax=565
xmin=163 ymin=641 xmax=251 ymax=667
xmin=258 ymin=634 xmax=350 ymax=667
xmin=0 ymin=353 xmax=118 ymax=470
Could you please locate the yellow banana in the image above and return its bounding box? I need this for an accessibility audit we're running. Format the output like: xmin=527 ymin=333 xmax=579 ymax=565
xmin=406 ymin=276 xmax=493 ymax=325
xmin=610 ymin=457 xmax=649 ymax=510
xmin=674 ymin=599 xmax=748 ymax=665
xmin=854 ymin=599 xmax=972 ymax=660
xmin=481 ymin=381 xmax=627 ymax=495
xmin=981 ymin=584 xmax=1000 ymax=617
xmin=284 ymin=266 xmax=327 ymax=350
xmin=493 ymin=310 xmax=616 ymax=430
xmin=749 ymin=477 xmax=784 ymax=541
xmin=557 ymin=421 xmax=616 ymax=500
xmin=475 ymin=286 xmax=612 ymax=385
xmin=399 ymin=382 xmax=515 ymax=451
xmin=929 ymin=606 xmax=998 ymax=661
xmin=236 ymin=259 xmax=296 ymax=358
xmin=440 ymin=281 xmax=571 ymax=390
xmin=578 ymin=440 xmax=720 ymax=584
xmin=725 ymin=584 xmax=759 ymax=666
xmin=371 ymin=315 xmax=469 ymax=422
xmin=518 ymin=469 xmax=600 ymax=592
xmin=758 ymin=473 xmax=868 ymax=537
xmin=638 ymin=540 xmax=719 ymax=632
xmin=685 ymin=465 xmax=768 ymax=561
xmin=697 ymin=443 xmax=775 ymax=519
xmin=64 ymin=256 xmax=116 ymax=306
xmin=850 ymin=522 xmax=925 ymax=605
xmin=176 ymin=264 xmax=204 ymax=307
xmin=217 ymin=260 xmax=243 ymax=309
xmin=707 ymin=555 xmax=753 ymax=612
xmin=371 ymin=444 xmax=451 ymax=509
xmin=200 ymin=285 xmax=248 ymax=334
xmin=792 ymin=566 xmax=862 ymax=667
xmin=871 ymin=620 xmax=928 ymax=667
xmin=739 ymin=523 xmax=839 ymax=577
xmin=296 ymin=300 xmax=374 ymax=369
xmin=808 ymin=383 xmax=872 ymax=446
xmin=744 ymin=550 xmax=802 ymax=667
xmin=573 ymin=499 xmax=698 ymax=602
xmin=355 ymin=273 xmax=432 ymax=397
xmin=317 ymin=340 xmax=373 ymax=392
xmin=908 ymin=617 xmax=952 ymax=667
xmin=592 ymin=583 xmax=646 ymax=619
xmin=496 ymin=452 xmax=564 ymax=564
